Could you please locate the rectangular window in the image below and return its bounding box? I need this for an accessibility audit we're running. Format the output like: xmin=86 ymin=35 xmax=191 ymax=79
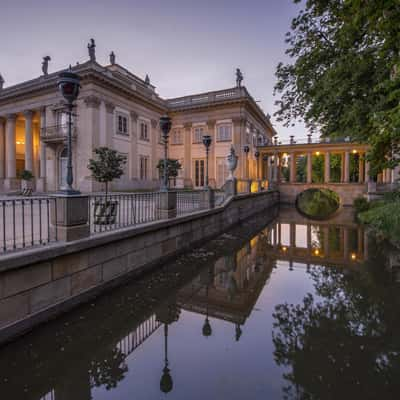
xmin=216 ymin=157 xmax=229 ymax=188
xmin=193 ymin=126 xmax=204 ymax=144
xmin=140 ymin=122 xmax=149 ymax=141
xmin=139 ymin=155 xmax=149 ymax=180
xmin=116 ymin=113 xmax=129 ymax=136
xmin=171 ymin=129 xmax=183 ymax=145
xmin=193 ymin=159 xmax=205 ymax=187
xmin=217 ymin=124 xmax=232 ymax=142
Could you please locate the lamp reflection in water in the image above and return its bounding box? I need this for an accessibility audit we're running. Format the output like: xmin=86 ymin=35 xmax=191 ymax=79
xmin=202 ymin=267 xmax=213 ymax=337
xmin=156 ymin=301 xmax=180 ymax=394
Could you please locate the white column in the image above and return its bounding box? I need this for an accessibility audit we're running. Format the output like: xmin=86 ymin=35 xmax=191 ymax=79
xmin=365 ymin=159 xmax=370 ymax=182
xmin=358 ymin=156 xmax=364 ymax=183
xmin=324 ymin=152 xmax=330 ymax=183
xmin=23 ymin=110 xmax=34 ymax=172
xmin=290 ymin=152 xmax=296 ymax=183
xmin=307 ymin=152 xmax=312 ymax=183
xmin=39 ymin=108 xmax=47 ymax=184
xmin=344 ymin=151 xmax=350 ymax=183
xmin=184 ymin=123 xmax=192 ymax=187
xmin=0 ymin=117 xmax=5 ymax=180
xmin=5 ymin=113 xmax=17 ymax=179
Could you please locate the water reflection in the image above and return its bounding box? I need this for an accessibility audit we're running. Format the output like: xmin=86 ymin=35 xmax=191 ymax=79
xmin=1 ymin=206 xmax=400 ymax=400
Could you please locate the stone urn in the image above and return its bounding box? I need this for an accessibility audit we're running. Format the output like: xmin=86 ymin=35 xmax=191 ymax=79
xmin=226 ymin=146 xmax=238 ymax=180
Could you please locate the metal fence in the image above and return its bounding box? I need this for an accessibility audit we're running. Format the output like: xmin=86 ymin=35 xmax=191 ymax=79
xmin=176 ymin=190 xmax=202 ymax=215
xmin=0 ymin=197 xmax=57 ymax=253
xmin=89 ymin=192 xmax=162 ymax=234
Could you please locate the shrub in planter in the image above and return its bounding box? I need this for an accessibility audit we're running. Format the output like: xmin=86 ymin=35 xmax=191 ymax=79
xmin=19 ymin=169 xmax=34 ymax=190
xmin=88 ymin=147 xmax=127 ymax=225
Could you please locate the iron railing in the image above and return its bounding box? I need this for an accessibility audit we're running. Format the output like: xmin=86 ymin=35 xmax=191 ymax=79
xmin=176 ymin=191 xmax=202 ymax=215
xmin=89 ymin=192 xmax=162 ymax=234
xmin=0 ymin=197 xmax=57 ymax=253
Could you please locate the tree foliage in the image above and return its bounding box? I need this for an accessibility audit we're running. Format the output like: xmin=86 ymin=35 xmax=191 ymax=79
xmin=156 ymin=159 xmax=182 ymax=180
xmin=88 ymin=147 xmax=127 ymax=197
xmin=274 ymin=0 xmax=400 ymax=174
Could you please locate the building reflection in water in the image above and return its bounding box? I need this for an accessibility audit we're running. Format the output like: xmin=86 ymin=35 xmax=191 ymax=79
xmin=1 ymin=207 xmax=376 ymax=400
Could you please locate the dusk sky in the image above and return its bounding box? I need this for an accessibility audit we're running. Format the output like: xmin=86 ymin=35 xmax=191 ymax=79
xmin=0 ymin=0 xmax=306 ymax=139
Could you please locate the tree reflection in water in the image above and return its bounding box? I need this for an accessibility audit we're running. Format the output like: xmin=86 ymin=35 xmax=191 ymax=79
xmin=272 ymin=243 xmax=400 ymax=399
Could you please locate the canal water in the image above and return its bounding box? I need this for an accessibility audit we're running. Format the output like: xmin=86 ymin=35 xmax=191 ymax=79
xmin=1 ymin=206 xmax=400 ymax=400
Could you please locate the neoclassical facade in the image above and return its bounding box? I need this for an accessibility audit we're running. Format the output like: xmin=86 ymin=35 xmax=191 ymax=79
xmin=0 ymin=44 xmax=275 ymax=193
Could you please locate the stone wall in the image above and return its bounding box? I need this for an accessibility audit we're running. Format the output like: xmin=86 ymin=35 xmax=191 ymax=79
xmin=278 ymin=182 xmax=367 ymax=206
xmin=0 ymin=190 xmax=279 ymax=344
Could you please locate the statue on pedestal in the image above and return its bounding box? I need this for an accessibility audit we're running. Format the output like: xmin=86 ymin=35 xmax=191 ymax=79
xmin=88 ymin=38 xmax=96 ymax=62
xmin=226 ymin=146 xmax=238 ymax=180
xmin=110 ymin=51 xmax=116 ymax=65
xmin=42 ymin=56 xmax=51 ymax=75
xmin=0 ymin=73 xmax=4 ymax=90
xmin=236 ymin=68 xmax=243 ymax=88
xmin=145 ymin=74 xmax=150 ymax=86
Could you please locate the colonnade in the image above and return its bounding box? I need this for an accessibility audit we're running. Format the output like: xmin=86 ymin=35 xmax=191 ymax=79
xmin=0 ymin=108 xmax=47 ymax=191
xmin=263 ymin=148 xmax=370 ymax=184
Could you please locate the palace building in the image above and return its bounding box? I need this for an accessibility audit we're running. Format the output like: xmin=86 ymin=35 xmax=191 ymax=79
xmin=0 ymin=40 xmax=276 ymax=193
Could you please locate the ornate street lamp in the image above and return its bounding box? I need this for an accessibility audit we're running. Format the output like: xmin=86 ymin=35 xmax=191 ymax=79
xmin=243 ymin=145 xmax=250 ymax=179
xmin=57 ymin=68 xmax=80 ymax=194
xmin=159 ymin=115 xmax=172 ymax=192
xmin=202 ymin=135 xmax=212 ymax=188
xmin=255 ymin=151 xmax=260 ymax=180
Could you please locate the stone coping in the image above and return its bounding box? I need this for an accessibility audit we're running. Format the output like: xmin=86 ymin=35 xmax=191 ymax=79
xmin=0 ymin=190 xmax=277 ymax=273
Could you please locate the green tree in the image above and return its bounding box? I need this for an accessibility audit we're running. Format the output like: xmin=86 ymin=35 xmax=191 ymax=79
xmin=156 ymin=159 xmax=182 ymax=184
xmin=274 ymin=1 xmax=400 ymax=175
xmin=88 ymin=147 xmax=127 ymax=199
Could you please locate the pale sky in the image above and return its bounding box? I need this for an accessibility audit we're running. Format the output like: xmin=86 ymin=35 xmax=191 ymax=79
xmin=0 ymin=0 xmax=307 ymax=139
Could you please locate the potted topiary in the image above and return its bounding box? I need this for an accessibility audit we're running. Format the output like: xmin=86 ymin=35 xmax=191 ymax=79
xmin=19 ymin=169 xmax=34 ymax=192
xmin=88 ymin=147 xmax=127 ymax=224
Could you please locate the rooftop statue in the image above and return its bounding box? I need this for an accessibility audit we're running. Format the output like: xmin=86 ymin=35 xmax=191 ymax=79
xmin=42 ymin=56 xmax=51 ymax=76
xmin=88 ymin=38 xmax=96 ymax=62
xmin=145 ymin=74 xmax=150 ymax=86
xmin=236 ymin=68 xmax=243 ymax=88
xmin=110 ymin=51 xmax=116 ymax=65
xmin=0 ymin=73 xmax=4 ymax=90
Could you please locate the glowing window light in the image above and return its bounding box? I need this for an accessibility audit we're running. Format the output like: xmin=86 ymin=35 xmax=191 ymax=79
xmin=16 ymin=141 xmax=25 ymax=145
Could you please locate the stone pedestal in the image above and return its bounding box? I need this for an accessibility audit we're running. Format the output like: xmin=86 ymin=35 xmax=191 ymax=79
xmin=367 ymin=181 xmax=376 ymax=193
xmin=158 ymin=191 xmax=177 ymax=219
xmin=36 ymin=178 xmax=46 ymax=193
xmin=200 ymin=189 xmax=215 ymax=209
xmin=4 ymin=178 xmax=20 ymax=191
xmin=51 ymin=194 xmax=90 ymax=242
xmin=225 ymin=178 xmax=237 ymax=197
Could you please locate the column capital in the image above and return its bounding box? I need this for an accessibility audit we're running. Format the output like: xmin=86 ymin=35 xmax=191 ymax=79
xmin=130 ymin=111 xmax=138 ymax=121
xmin=5 ymin=113 xmax=17 ymax=121
xmin=207 ymin=119 xmax=216 ymax=128
xmin=232 ymin=116 xmax=246 ymax=125
xmin=105 ymin=101 xmax=115 ymax=113
xmin=23 ymin=110 xmax=34 ymax=119
xmin=84 ymin=95 xmax=101 ymax=108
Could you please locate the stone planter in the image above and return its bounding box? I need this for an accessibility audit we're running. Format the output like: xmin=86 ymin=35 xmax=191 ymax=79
xmin=93 ymin=200 xmax=118 ymax=225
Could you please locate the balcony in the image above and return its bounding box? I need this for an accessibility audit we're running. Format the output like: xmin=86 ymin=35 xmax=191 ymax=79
xmin=40 ymin=124 xmax=77 ymax=143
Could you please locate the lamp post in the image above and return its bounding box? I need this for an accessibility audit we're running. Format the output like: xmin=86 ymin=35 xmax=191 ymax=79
xmin=57 ymin=68 xmax=80 ymax=194
xmin=243 ymin=145 xmax=250 ymax=179
xmin=159 ymin=115 xmax=172 ymax=192
xmin=202 ymin=135 xmax=212 ymax=188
